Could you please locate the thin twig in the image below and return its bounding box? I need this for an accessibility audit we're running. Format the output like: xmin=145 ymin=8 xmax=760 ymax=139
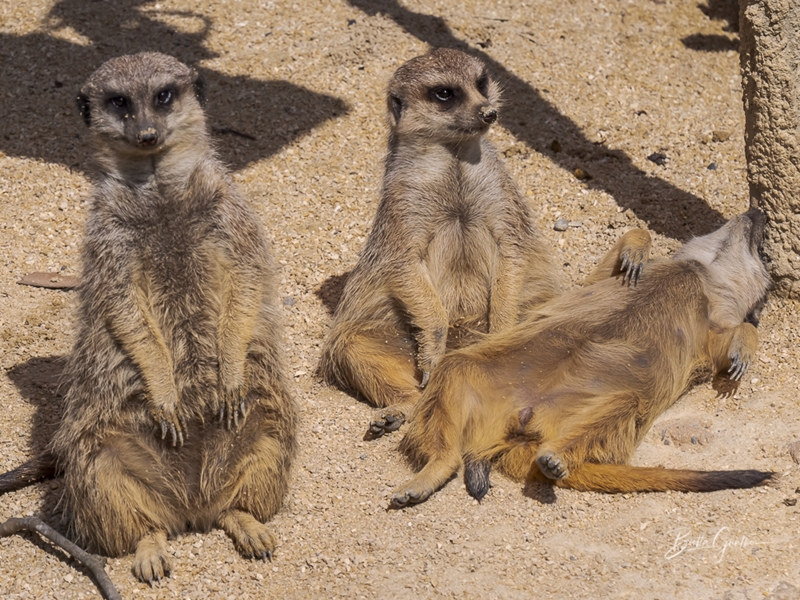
xmin=0 ymin=516 xmax=122 ymax=600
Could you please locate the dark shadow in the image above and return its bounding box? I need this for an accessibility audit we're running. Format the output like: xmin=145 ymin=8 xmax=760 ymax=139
xmin=521 ymin=479 xmax=558 ymax=504
xmin=711 ymin=375 xmax=739 ymax=398
xmin=0 ymin=0 xmax=347 ymax=173
xmin=315 ymin=272 xmax=351 ymax=315
xmin=681 ymin=33 xmax=738 ymax=52
xmin=6 ymin=356 xmax=68 ymax=458
xmin=698 ymin=0 xmax=739 ymax=32
xmin=4 ymin=357 xmax=74 ymax=559
xmin=345 ymin=0 xmax=726 ymax=241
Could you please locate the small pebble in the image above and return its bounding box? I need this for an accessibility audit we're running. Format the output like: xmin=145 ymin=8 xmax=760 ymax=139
xmin=712 ymin=130 xmax=731 ymax=142
xmin=554 ymin=218 xmax=569 ymax=231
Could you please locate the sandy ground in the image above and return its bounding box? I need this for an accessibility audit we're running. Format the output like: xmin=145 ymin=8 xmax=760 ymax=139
xmin=0 ymin=0 xmax=798 ymax=598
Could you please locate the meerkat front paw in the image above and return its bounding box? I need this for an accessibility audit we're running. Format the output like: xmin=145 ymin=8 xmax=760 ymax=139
xmin=148 ymin=394 xmax=187 ymax=447
xmin=389 ymin=482 xmax=434 ymax=509
xmin=727 ymin=352 xmax=750 ymax=381
xmin=216 ymin=360 xmax=250 ymax=428
xmin=726 ymin=325 xmax=758 ymax=382
xmin=619 ymin=229 xmax=652 ymax=286
xmin=416 ymin=327 xmax=446 ymax=388
xmin=217 ymin=382 xmax=249 ymax=429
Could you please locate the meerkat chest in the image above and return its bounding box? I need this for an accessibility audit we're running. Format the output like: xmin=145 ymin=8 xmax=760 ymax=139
xmin=423 ymin=164 xmax=506 ymax=318
xmin=133 ymin=214 xmax=224 ymax=331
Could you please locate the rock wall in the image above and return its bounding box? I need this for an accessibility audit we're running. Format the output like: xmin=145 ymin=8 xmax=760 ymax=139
xmin=739 ymin=0 xmax=800 ymax=298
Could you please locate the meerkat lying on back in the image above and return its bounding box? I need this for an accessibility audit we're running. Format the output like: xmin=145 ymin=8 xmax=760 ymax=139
xmin=320 ymin=48 xmax=560 ymax=437
xmin=390 ymin=210 xmax=774 ymax=508
xmin=0 ymin=53 xmax=296 ymax=583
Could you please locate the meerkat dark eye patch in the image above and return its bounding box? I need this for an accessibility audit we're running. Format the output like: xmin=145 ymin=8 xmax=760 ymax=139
xmin=430 ymin=87 xmax=456 ymax=103
xmin=76 ymin=93 xmax=91 ymax=126
xmin=476 ymin=75 xmax=489 ymax=96
xmin=109 ymin=96 xmax=128 ymax=109
xmin=192 ymin=72 xmax=206 ymax=105
xmin=155 ymin=89 xmax=174 ymax=106
xmin=390 ymin=95 xmax=404 ymax=121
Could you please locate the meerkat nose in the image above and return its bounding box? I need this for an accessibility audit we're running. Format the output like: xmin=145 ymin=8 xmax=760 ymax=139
xmin=479 ymin=107 xmax=497 ymax=124
xmin=138 ymin=129 xmax=159 ymax=147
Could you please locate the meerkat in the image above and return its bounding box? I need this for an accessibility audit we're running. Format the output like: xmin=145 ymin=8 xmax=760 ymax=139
xmin=0 ymin=52 xmax=297 ymax=583
xmin=389 ymin=209 xmax=774 ymax=508
xmin=319 ymin=48 xmax=560 ymax=438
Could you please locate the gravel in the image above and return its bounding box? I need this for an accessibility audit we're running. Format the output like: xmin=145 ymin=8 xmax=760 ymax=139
xmin=1 ymin=0 xmax=798 ymax=598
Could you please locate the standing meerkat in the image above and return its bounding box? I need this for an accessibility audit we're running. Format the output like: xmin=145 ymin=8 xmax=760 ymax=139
xmin=0 ymin=52 xmax=296 ymax=583
xmin=390 ymin=210 xmax=774 ymax=508
xmin=320 ymin=48 xmax=560 ymax=437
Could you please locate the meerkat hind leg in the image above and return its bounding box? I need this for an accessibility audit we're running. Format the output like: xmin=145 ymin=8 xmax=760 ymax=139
xmin=390 ymin=453 xmax=461 ymax=508
xmin=217 ymin=509 xmax=276 ymax=561
xmin=132 ymin=530 xmax=171 ymax=584
xmin=366 ymin=324 xmax=483 ymax=439
xmin=342 ymin=325 xmax=421 ymax=439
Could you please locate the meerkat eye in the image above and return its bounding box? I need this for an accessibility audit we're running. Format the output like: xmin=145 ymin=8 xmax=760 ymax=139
xmin=109 ymin=96 xmax=127 ymax=109
xmin=431 ymin=87 xmax=455 ymax=103
xmin=477 ymin=76 xmax=489 ymax=97
xmin=156 ymin=89 xmax=173 ymax=106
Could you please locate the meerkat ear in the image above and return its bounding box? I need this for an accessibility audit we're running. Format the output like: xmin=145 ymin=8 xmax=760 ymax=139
xmin=76 ymin=93 xmax=91 ymax=126
xmin=389 ymin=95 xmax=404 ymax=124
xmin=192 ymin=70 xmax=206 ymax=106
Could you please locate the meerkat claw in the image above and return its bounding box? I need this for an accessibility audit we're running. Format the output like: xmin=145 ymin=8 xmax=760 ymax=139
xmin=419 ymin=371 xmax=430 ymax=388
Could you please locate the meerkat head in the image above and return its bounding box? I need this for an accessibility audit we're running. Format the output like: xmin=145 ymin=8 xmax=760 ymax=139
xmin=77 ymin=52 xmax=206 ymax=158
xmin=674 ymin=208 xmax=770 ymax=325
xmin=387 ymin=48 xmax=501 ymax=144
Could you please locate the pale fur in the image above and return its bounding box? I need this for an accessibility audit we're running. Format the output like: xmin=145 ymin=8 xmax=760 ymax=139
xmin=319 ymin=49 xmax=560 ymax=437
xmin=2 ymin=53 xmax=297 ymax=582
xmin=391 ymin=210 xmax=772 ymax=507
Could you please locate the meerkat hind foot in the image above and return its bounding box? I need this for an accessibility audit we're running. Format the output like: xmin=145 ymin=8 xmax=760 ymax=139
xmin=132 ymin=530 xmax=172 ymax=585
xmin=365 ymin=408 xmax=406 ymax=440
xmin=536 ymin=451 xmax=569 ymax=480
xmin=217 ymin=510 xmax=276 ymax=561
xmin=389 ymin=484 xmax=433 ymax=509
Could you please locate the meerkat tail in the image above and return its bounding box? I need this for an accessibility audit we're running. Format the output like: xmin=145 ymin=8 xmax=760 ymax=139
xmin=463 ymin=456 xmax=493 ymax=501
xmin=0 ymin=453 xmax=57 ymax=495
xmin=553 ymin=463 xmax=774 ymax=493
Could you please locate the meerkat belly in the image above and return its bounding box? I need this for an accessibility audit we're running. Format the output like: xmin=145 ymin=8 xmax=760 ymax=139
xmin=425 ymin=219 xmax=498 ymax=322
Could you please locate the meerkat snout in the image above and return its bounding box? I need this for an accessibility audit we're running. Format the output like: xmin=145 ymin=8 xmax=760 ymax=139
xmin=479 ymin=106 xmax=497 ymax=124
xmin=137 ymin=127 xmax=159 ymax=147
